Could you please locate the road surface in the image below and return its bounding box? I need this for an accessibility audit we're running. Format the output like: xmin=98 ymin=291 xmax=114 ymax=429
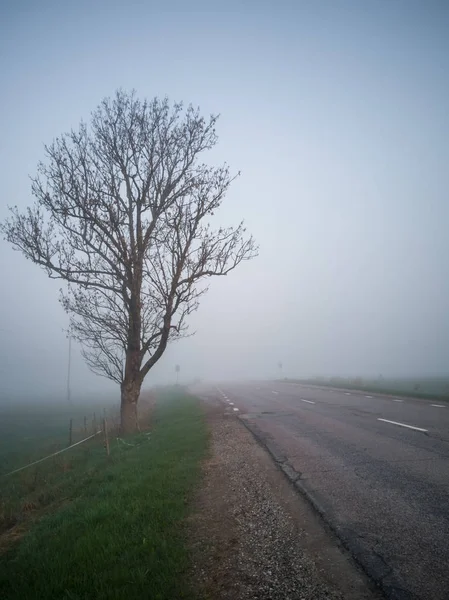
xmin=201 ymin=381 xmax=449 ymax=600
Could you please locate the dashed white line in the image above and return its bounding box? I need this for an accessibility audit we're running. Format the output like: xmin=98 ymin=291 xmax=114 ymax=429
xmin=378 ymin=418 xmax=427 ymax=433
xmin=345 ymin=392 xmax=351 ymax=396
xmin=229 ymin=402 xmax=234 ymax=406
xmin=431 ymin=404 xmax=445 ymax=408
xmin=233 ymin=407 xmax=239 ymax=411
xmin=301 ymin=399 xmax=315 ymax=404
xmin=365 ymin=395 xmax=373 ymax=398
xmin=272 ymin=391 xmax=279 ymax=395
xmin=392 ymin=399 xmax=403 ymax=403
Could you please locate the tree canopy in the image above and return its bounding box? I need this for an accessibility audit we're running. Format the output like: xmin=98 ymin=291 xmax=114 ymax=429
xmin=1 ymin=91 xmax=257 ymax=431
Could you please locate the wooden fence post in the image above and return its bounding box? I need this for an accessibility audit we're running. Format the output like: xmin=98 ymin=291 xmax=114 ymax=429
xmin=103 ymin=417 xmax=110 ymax=456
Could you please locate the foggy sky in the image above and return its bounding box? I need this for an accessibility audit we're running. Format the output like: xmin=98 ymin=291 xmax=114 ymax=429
xmin=1 ymin=0 xmax=449 ymax=401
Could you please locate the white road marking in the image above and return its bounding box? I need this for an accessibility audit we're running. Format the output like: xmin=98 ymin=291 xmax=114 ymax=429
xmin=378 ymin=418 xmax=427 ymax=433
xmin=392 ymin=398 xmax=403 ymax=402
xmin=229 ymin=402 xmax=234 ymax=405
xmin=272 ymin=391 xmax=279 ymax=395
xmin=233 ymin=407 xmax=239 ymax=411
xmin=365 ymin=395 xmax=373 ymax=398
xmin=217 ymin=389 xmax=227 ymax=403
xmin=345 ymin=392 xmax=351 ymax=395
xmin=301 ymin=399 xmax=315 ymax=404
xmin=431 ymin=404 xmax=445 ymax=408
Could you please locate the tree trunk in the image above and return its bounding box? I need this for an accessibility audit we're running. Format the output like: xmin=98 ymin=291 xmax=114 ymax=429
xmin=120 ymin=378 xmax=141 ymax=434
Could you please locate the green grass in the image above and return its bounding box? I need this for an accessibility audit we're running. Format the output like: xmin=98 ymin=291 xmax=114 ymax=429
xmin=0 ymin=402 xmax=113 ymax=476
xmin=0 ymin=392 xmax=208 ymax=600
xmin=0 ymin=402 xmax=116 ymax=537
xmin=286 ymin=376 xmax=449 ymax=401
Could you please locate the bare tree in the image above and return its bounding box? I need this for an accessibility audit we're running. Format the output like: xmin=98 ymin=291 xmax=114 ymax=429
xmin=1 ymin=91 xmax=257 ymax=433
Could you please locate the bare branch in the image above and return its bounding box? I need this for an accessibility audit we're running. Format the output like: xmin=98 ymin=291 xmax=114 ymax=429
xmin=1 ymin=90 xmax=257 ymax=432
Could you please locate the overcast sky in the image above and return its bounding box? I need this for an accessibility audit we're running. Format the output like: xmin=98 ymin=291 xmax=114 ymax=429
xmin=1 ymin=0 xmax=449 ymax=401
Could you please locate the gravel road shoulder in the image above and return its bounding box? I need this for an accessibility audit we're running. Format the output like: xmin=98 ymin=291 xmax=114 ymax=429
xmin=187 ymin=396 xmax=382 ymax=600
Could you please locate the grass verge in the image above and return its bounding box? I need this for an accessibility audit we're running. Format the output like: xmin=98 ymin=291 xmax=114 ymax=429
xmin=285 ymin=378 xmax=449 ymax=402
xmin=0 ymin=391 xmax=208 ymax=600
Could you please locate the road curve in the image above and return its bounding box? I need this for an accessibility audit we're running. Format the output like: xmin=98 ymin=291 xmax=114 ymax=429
xmin=205 ymin=381 xmax=449 ymax=600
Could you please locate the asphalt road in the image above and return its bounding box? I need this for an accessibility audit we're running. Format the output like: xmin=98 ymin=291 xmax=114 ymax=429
xmin=206 ymin=381 xmax=449 ymax=600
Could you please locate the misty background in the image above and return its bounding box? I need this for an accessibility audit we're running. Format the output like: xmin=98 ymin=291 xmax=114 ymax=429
xmin=1 ymin=0 xmax=449 ymax=402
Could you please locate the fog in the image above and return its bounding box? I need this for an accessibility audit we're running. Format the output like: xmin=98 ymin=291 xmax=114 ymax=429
xmin=1 ymin=1 xmax=449 ymax=402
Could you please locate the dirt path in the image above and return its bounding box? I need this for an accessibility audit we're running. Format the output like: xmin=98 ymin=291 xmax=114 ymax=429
xmin=187 ymin=396 xmax=382 ymax=600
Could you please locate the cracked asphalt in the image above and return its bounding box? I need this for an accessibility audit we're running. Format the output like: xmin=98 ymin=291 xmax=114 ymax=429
xmin=208 ymin=381 xmax=449 ymax=600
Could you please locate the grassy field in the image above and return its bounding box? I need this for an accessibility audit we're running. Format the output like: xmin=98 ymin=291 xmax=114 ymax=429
xmin=0 ymin=402 xmax=114 ymax=477
xmin=0 ymin=391 xmax=208 ymax=600
xmin=287 ymin=376 xmax=449 ymax=401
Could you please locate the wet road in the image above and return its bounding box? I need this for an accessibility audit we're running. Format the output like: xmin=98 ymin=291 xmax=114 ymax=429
xmin=206 ymin=381 xmax=449 ymax=600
